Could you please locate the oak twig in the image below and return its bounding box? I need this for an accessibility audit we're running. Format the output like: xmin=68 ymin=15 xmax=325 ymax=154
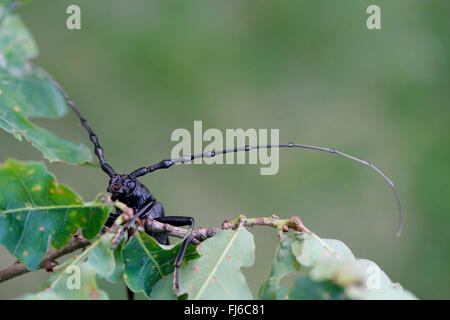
xmin=0 ymin=235 xmax=90 ymax=283
xmin=142 ymin=213 xmax=311 ymax=244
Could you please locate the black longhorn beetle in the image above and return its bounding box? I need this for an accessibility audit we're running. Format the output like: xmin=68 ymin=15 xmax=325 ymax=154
xmin=48 ymin=73 xmax=402 ymax=298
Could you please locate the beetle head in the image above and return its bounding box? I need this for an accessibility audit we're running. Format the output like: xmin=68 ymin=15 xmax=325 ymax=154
xmin=107 ymin=174 xmax=137 ymax=197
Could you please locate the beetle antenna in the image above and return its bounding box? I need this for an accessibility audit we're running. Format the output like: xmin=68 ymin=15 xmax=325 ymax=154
xmin=43 ymin=69 xmax=116 ymax=177
xmin=130 ymin=143 xmax=403 ymax=236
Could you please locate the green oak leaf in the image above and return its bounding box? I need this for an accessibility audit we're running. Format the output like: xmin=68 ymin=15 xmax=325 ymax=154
xmin=0 ymin=159 xmax=111 ymax=270
xmin=258 ymin=236 xmax=300 ymax=300
xmin=291 ymin=232 xmax=356 ymax=267
xmin=0 ymin=7 xmax=36 ymax=73
xmin=291 ymin=232 xmax=417 ymax=299
xmin=288 ymin=276 xmax=346 ymax=300
xmin=21 ymin=233 xmax=115 ymax=300
xmin=308 ymin=258 xmax=417 ymax=300
xmin=151 ymin=228 xmax=255 ymax=300
xmin=0 ymin=6 xmax=93 ymax=164
xmin=343 ymin=259 xmax=417 ymax=299
xmin=123 ymin=231 xmax=199 ymax=298
xmin=105 ymin=238 xmax=125 ymax=284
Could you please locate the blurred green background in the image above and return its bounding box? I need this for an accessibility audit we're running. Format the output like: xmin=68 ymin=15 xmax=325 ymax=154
xmin=0 ymin=0 xmax=449 ymax=299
